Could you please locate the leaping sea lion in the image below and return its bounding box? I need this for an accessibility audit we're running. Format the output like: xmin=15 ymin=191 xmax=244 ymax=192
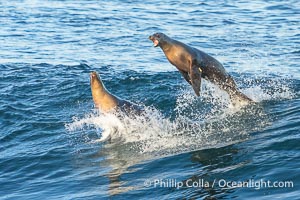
xmin=90 ymin=71 xmax=142 ymax=114
xmin=149 ymin=33 xmax=253 ymax=103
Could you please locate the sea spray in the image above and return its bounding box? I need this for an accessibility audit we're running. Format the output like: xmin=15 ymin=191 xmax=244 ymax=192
xmin=66 ymin=76 xmax=295 ymax=155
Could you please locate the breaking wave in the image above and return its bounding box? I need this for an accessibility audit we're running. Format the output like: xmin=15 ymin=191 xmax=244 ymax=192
xmin=65 ymin=76 xmax=296 ymax=156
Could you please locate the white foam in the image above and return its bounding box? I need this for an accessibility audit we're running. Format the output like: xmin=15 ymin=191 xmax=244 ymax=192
xmin=66 ymin=76 xmax=296 ymax=156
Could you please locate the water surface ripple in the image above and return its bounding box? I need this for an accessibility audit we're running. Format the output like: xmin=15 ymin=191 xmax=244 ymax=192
xmin=0 ymin=0 xmax=299 ymax=199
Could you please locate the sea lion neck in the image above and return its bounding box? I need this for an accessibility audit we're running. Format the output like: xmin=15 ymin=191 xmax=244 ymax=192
xmin=160 ymin=42 xmax=172 ymax=52
xmin=90 ymin=71 xmax=121 ymax=111
xmin=159 ymin=38 xmax=181 ymax=60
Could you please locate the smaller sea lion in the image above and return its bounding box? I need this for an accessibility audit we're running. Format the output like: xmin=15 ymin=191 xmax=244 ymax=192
xmin=90 ymin=71 xmax=142 ymax=114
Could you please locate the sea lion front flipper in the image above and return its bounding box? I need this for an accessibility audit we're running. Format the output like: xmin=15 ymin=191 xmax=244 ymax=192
xmin=189 ymin=62 xmax=202 ymax=96
xmin=179 ymin=69 xmax=192 ymax=85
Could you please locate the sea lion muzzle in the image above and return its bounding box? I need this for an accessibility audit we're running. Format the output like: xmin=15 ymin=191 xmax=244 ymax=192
xmin=149 ymin=35 xmax=159 ymax=47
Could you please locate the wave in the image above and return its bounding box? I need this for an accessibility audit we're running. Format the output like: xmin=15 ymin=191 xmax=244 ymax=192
xmin=65 ymin=75 xmax=297 ymax=157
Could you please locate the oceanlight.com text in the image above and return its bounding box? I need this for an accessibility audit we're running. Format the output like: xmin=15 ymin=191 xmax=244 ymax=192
xmin=143 ymin=178 xmax=294 ymax=190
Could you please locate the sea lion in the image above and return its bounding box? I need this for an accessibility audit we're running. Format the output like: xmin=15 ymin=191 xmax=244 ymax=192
xmin=90 ymin=71 xmax=142 ymax=114
xmin=149 ymin=33 xmax=253 ymax=103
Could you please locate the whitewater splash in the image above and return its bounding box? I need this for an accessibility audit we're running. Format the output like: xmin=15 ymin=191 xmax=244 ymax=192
xmin=65 ymin=77 xmax=296 ymax=155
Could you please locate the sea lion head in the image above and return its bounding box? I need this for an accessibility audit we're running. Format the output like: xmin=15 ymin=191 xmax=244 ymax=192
xmin=149 ymin=32 xmax=169 ymax=48
xmin=90 ymin=71 xmax=103 ymax=90
xmin=90 ymin=71 xmax=106 ymax=100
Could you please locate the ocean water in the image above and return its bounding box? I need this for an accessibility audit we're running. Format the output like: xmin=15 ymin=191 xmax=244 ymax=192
xmin=0 ymin=0 xmax=299 ymax=199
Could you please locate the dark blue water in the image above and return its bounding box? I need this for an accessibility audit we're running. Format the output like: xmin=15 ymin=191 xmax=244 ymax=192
xmin=1 ymin=0 xmax=299 ymax=199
